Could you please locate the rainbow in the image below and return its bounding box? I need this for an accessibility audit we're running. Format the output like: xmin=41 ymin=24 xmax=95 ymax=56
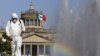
xmin=53 ymin=43 xmax=77 ymax=56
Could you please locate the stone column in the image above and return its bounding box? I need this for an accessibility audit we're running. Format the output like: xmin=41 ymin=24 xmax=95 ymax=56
xmin=30 ymin=44 xmax=32 ymax=56
xmin=51 ymin=44 xmax=53 ymax=56
xmin=31 ymin=19 xmax=33 ymax=26
xmin=24 ymin=44 xmax=26 ymax=56
xmin=44 ymin=45 xmax=46 ymax=56
xmin=33 ymin=19 xmax=34 ymax=26
xmin=37 ymin=45 xmax=39 ymax=56
xmin=25 ymin=19 xmax=28 ymax=26
xmin=29 ymin=19 xmax=30 ymax=26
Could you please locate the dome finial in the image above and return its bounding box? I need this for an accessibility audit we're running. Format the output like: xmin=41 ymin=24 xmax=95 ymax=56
xmin=29 ymin=2 xmax=34 ymax=10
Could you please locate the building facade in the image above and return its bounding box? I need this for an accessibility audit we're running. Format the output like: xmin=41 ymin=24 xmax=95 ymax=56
xmin=20 ymin=2 xmax=54 ymax=56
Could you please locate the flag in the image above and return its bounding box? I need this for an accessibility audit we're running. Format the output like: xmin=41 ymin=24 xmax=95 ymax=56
xmin=42 ymin=15 xmax=46 ymax=21
xmin=39 ymin=14 xmax=46 ymax=21
xmin=36 ymin=12 xmax=46 ymax=21
xmin=39 ymin=14 xmax=43 ymax=21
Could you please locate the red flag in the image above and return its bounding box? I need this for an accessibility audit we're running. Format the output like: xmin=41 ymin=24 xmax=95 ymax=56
xmin=39 ymin=14 xmax=46 ymax=21
xmin=42 ymin=15 xmax=46 ymax=21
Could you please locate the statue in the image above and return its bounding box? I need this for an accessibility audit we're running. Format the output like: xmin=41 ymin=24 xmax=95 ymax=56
xmin=6 ymin=13 xmax=25 ymax=56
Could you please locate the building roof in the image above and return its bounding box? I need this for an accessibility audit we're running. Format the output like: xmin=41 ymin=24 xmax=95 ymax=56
xmin=22 ymin=34 xmax=51 ymax=43
xmin=22 ymin=31 xmax=54 ymax=43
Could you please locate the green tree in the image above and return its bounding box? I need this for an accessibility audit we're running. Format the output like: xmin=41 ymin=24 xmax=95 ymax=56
xmin=0 ymin=32 xmax=11 ymax=55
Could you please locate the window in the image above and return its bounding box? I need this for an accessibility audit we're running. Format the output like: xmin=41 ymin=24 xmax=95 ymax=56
xmin=21 ymin=45 xmax=24 ymax=55
xmin=46 ymin=45 xmax=51 ymax=56
xmin=35 ymin=19 xmax=38 ymax=26
xmin=30 ymin=19 xmax=33 ymax=26
xmin=25 ymin=45 xmax=30 ymax=56
xmin=39 ymin=45 xmax=44 ymax=55
xmin=32 ymin=45 xmax=37 ymax=56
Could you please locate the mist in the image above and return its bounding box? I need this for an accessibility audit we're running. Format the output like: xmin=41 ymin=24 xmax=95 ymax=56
xmin=53 ymin=0 xmax=100 ymax=56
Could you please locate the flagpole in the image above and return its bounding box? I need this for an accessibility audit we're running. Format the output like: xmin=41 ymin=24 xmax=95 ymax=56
xmin=40 ymin=20 xmax=42 ymax=27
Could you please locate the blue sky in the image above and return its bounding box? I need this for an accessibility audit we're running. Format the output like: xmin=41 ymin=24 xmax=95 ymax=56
xmin=0 ymin=0 xmax=94 ymax=28
xmin=0 ymin=0 xmax=59 ymax=28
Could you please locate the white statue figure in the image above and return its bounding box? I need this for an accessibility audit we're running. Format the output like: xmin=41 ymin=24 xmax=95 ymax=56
xmin=6 ymin=13 xmax=25 ymax=56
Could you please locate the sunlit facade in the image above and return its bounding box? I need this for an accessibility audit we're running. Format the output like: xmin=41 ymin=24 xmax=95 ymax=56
xmin=20 ymin=2 xmax=54 ymax=56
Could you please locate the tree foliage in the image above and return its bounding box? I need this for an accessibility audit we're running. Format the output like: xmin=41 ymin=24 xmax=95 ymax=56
xmin=0 ymin=32 xmax=11 ymax=55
